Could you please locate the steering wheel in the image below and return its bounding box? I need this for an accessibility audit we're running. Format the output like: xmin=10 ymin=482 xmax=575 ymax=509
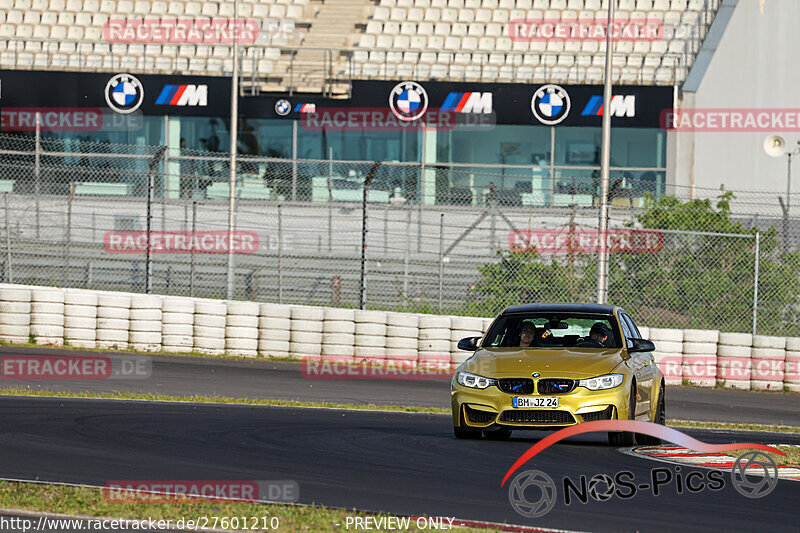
xmin=574 ymin=338 xmax=606 ymax=348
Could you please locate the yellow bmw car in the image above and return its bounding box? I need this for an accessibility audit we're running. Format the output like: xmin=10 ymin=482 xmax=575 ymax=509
xmin=451 ymin=303 xmax=664 ymax=445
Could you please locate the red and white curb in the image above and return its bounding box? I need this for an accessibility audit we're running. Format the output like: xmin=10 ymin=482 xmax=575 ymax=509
xmin=627 ymin=445 xmax=800 ymax=481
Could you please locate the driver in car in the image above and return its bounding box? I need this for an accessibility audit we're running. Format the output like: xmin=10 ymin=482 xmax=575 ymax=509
xmin=575 ymin=322 xmax=610 ymax=348
xmin=519 ymin=322 xmax=537 ymax=347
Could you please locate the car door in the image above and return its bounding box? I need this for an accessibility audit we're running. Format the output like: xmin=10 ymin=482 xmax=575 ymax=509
xmin=620 ymin=312 xmax=654 ymax=418
xmin=617 ymin=312 xmax=651 ymax=419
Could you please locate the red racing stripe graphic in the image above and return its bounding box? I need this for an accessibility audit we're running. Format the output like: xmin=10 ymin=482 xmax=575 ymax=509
xmin=500 ymin=420 xmax=785 ymax=486
xmin=169 ymin=85 xmax=187 ymax=105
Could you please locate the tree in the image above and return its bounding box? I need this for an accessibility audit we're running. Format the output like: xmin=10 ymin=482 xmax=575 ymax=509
xmin=471 ymin=190 xmax=800 ymax=334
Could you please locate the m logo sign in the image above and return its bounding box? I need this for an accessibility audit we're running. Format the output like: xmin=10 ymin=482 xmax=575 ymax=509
xmin=441 ymin=92 xmax=493 ymax=114
xmin=582 ymin=95 xmax=636 ymax=117
xmin=155 ymin=85 xmax=208 ymax=106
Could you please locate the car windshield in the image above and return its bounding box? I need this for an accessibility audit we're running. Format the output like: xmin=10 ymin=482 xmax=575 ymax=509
xmin=482 ymin=314 xmax=622 ymax=349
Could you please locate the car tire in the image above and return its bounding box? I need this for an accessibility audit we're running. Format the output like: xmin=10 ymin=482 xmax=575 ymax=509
xmin=609 ymin=385 xmax=636 ymax=447
xmin=636 ymin=384 xmax=665 ymax=445
xmin=453 ymin=411 xmax=482 ymax=440
xmin=484 ymin=428 xmax=512 ymax=440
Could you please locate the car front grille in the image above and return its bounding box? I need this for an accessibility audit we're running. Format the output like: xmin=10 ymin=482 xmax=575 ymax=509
xmin=537 ymin=378 xmax=577 ymax=394
xmin=464 ymin=405 xmax=496 ymax=424
xmin=497 ymin=378 xmax=534 ymax=394
xmin=498 ymin=410 xmax=576 ymax=424
xmin=581 ymin=406 xmax=615 ymax=422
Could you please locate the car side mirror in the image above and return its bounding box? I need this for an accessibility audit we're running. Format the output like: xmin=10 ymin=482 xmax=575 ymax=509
xmin=629 ymin=338 xmax=655 ymax=353
xmin=457 ymin=336 xmax=481 ymax=351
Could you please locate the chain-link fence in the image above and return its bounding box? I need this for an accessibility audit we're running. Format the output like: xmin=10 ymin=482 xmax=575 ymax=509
xmin=1 ymin=134 xmax=799 ymax=335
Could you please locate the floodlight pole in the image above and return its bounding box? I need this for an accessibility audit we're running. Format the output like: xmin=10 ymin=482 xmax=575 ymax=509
xmin=226 ymin=0 xmax=240 ymax=299
xmin=596 ymin=0 xmax=615 ymax=305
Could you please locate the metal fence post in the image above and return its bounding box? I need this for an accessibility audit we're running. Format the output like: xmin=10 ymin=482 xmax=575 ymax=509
xmin=145 ymin=161 xmax=154 ymax=294
xmin=34 ymin=112 xmax=41 ymax=239
xmin=438 ymin=213 xmax=444 ymax=313
xmin=359 ymin=162 xmax=381 ymax=310
xmin=144 ymin=147 xmax=167 ymax=295
xmin=403 ymin=203 xmax=411 ymax=308
xmin=384 ymin=202 xmax=388 ymax=257
xmin=417 ymin=165 xmax=424 ymax=254
xmin=190 ymin=200 xmax=197 ymax=297
xmin=752 ymin=231 xmax=760 ymax=336
xmin=291 ymin=122 xmax=298 ymax=201
xmin=278 ymin=203 xmax=283 ymax=304
xmin=4 ymin=193 xmax=12 ymax=283
xmin=64 ymin=184 xmax=76 ymax=285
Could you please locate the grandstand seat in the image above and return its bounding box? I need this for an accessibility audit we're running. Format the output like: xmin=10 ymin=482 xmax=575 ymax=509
xmin=426 ymin=35 xmax=444 ymax=49
xmin=492 ymin=10 xmax=509 ymax=23
xmin=467 ymin=22 xmax=483 ymax=36
xmin=408 ymin=7 xmax=424 ymax=21
xmin=486 ymin=23 xmax=502 ymax=36
xmin=516 ymin=65 xmax=533 ymax=79
xmin=458 ymin=8 xmax=474 ymax=22
xmin=75 ymin=13 xmax=92 ymax=27
xmin=0 ymin=0 xmax=718 ymax=88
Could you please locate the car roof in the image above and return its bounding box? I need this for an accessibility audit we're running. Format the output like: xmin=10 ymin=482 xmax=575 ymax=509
xmin=501 ymin=303 xmax=619 ymax=315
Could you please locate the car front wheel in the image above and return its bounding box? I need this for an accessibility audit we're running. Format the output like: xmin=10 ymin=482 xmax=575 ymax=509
xmin=453 ymin=410 xmax=482 ymax=439
xmin=636 ymin=384 xmax=665 ymax=445
xmin=608 ymin=385 xmax=636 ymax=446
xmin=484 ymin=427 xmax=512 ymax=440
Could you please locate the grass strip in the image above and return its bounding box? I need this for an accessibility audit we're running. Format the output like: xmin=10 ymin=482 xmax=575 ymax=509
xmin=720 ymin=445 xmax=800 ymax=468
xmin=0 ymin=481 xmax=500 ymax=532
xmin=0 ymin=387 xmax=446 ymax=414
xmin=667 ymin=418 xmax=800 ymax=434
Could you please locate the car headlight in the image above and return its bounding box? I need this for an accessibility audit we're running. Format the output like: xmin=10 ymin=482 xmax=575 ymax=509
xmin=457 ymin=372 xmax=496 ymax=389
xmin=578 ymin=374 xmax=624 ymax=391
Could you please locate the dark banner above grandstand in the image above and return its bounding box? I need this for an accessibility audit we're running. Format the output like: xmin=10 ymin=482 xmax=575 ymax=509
xmin=349 ymin=81 xmax=674 ymax=128
xmin=0 ymin=70 xmax=672 ymax=128
xmin=257 ymin=81 xmax=673 ymax=128
xmin=0 ymin=70 xmax=231 ymax=118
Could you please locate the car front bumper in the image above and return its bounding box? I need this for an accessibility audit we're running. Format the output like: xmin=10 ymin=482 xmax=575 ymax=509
xmin=451 ymin=380 xmax=631 ymax=429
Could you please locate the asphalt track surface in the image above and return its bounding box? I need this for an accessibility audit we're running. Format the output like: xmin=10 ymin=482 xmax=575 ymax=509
xmin=0 ymin=396 xmax=798 ymax=533
xmin=1 ymin=346 xmax=799 ymax=426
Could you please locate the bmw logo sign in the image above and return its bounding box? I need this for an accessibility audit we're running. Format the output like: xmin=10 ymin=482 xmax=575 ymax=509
xmin=531 ymin=84 xmax=571 ymax=125
xmin=389 ymin=81 xmax=428 ymax=121
xmin=532 ymin=372 xmax=540 ymax=378
xmin=104 ymin=73 xmax=144 ymax=114
xmin=275 ymin=99 xmax=291 ymax=116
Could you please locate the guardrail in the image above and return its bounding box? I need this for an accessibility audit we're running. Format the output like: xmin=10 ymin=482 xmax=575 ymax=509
xmin=1 ymin=283 xmax=797 ymax=392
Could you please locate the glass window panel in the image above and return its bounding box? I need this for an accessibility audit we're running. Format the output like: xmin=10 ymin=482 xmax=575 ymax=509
xmin=438 ymin=125 xmax=551 ymax=166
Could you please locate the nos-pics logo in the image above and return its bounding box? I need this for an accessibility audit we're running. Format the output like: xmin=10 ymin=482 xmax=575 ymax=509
xmin=105 ymin=73 xmax=144 ymax=114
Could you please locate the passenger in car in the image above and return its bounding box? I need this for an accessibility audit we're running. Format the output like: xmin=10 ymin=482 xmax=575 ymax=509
xmin=518 ymin=322 xmax=537 ymax=347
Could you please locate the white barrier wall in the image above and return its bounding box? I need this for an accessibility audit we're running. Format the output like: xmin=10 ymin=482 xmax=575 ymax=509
xmin=1 ymin=284 xmax=798 ymax=391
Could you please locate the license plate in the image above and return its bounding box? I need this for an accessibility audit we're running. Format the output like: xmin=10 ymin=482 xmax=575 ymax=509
xmin=512 ymin=396 xmax=559 ymax=408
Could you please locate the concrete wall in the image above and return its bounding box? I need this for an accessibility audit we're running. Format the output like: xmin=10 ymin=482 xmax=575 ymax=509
xmin=1 ymin=283 xmax=797 ymax=392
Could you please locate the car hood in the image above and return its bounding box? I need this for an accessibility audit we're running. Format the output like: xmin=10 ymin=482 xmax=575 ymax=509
xmin=463 ymin=347 xmax=626 ymax=379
